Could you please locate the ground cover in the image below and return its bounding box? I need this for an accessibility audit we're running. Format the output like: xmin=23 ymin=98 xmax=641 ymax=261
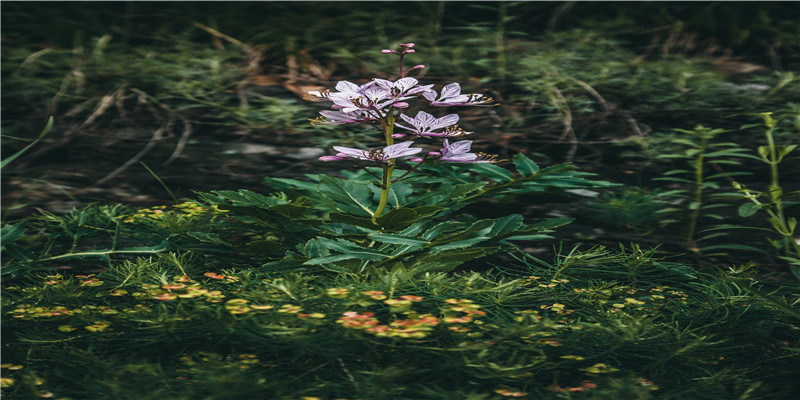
xmin=2 ymin=3 xmax=799 ymax=399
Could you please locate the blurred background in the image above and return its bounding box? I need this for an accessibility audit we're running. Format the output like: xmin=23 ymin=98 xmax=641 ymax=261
xmin=2 ymin=1 xmax=798 ymax=232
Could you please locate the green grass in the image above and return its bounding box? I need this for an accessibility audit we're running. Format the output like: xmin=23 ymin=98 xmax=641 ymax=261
xmin=3 ymin=244 xmax=798 ymax=399
xmin=2 ymin=3 xmax=800 ymax=399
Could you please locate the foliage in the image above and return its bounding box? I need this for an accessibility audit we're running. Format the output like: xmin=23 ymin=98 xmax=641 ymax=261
xmin=2 ymin=245 xmax=798 ymax=399
xmin=731 ymin=113 xmax=800 ymax=276
xmin=2 ymin=4 xmax=800 ymax=400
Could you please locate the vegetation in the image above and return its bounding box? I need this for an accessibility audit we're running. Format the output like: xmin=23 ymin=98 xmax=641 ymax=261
xmin=2 ymin=2 xmax=799 ymax=399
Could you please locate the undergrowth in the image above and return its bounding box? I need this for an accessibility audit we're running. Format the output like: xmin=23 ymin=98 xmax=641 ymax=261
xmin=3 ymin=245 xmax=798 ymax=399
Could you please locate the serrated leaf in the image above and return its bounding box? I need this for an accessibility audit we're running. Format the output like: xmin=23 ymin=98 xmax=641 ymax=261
xmin=487 ymin=214 xmax=524 ymax=237
xmin=367 ymin=233 xmax=429 ymax=246
xmin=466 ymin=163 xmax=515 ymax=183
xmin=329 ymin=213 xmax=378 ymax=229
xmin=512 ymin=154 xmax=539 ymax=176
xmin=375 ymin=206 xmax=442 ymax=230
xmin=317 ymin=175 xmax=375 ymax=217
xmin=429 ymin=236 xmax=491 ymax=251
xmin=303 ymin=253 xmax=385 ymax=265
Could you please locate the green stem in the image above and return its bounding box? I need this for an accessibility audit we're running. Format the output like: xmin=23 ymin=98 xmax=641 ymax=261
xmin=373 ymin=164 xmax=394 ymax=222
xmin=373 ymin=111 xmax=397 ymax=222
xmin=763 ymin=118 xmax=784 ymax=216
xmin=686 ymin=139 xmax=706 ymax=247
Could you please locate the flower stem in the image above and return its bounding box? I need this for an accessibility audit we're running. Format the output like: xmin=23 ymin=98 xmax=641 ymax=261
xmin=373 ymin=112 xmax=397 ymax=222
xmin=373 ymin=164 xmax=394 ymax=222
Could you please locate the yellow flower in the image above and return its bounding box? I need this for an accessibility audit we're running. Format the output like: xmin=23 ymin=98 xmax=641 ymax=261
xmin=0 ymin=377 xmax=15 ymax=388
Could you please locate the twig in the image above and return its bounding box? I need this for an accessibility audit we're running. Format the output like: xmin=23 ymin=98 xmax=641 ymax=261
xmin=163 ymin=117 xmax=193 ymax=165
xmin=93 ymin=119 xmax=172 ymax=186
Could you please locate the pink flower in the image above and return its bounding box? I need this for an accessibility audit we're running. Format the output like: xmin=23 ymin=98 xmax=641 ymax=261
xmin=331 ymin=141 xmax=423 ymax=163
xmin=436 ymin=139 xmax=498 ymax=163
xmin=395 ymin=111 xmax=470 ymax=138
xmin=423 ymin=83 xmax=493 ymax=106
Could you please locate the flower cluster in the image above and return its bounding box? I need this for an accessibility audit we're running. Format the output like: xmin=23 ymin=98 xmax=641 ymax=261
xmin=123 ymin=201 xmax=227 ymax=224
xmin=313 ymin=43 xmax=499 ymax=167
xmin=547 ymin=381 xmax=599 ymax=393
xmin=336 ymin=310 xmax=441 ymax=339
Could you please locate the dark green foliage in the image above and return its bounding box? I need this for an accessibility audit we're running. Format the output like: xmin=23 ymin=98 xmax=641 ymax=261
xmin=2 ymin=246 xmax=797 ymax=399
xmin=3 ymin=3 xmax=800 ymax=399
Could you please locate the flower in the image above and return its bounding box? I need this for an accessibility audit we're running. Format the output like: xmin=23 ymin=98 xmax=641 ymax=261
xmin=423 ymin=83 xmax=493 ymax=106
xmin=313 ymin=109 xmax=381 ymax=125
xmin=395 ymin=111 xmax=470 ymax=137
xmin=435 ymin=139 xmax=498 ymax=163
xmin=328 ymin=141 xmax=423 ymax=163
xmin=309 ymin=78 xmax=431 ymax=115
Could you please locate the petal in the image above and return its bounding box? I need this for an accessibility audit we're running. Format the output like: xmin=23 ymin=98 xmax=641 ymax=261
xmin=440 ymin=153 xmax=479 ymax=162
xmin=439 ymin=83 xmax=462 ymax=99
xmin=422 ymin=90 xmax=437 ymax=102
xmin=414 ymin=111 xmax=436 ymax=130
xmin=446 ymin=140 xmax=473 ymax=154
xmin=333 ymin=146 xmax=370 ymax=159
xmin=394 ymin=77 xmax=419 ymax=92
xmin=384 ymin=141 xmax=422 ymax=158
xmin=434 ymin=114 xmax=460 ymax=129
xmin=335 ymin=81 xmax=361 ymax=93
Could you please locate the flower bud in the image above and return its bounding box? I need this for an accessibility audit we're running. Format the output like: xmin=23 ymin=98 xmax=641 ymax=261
xmin=318 ymin=155 xmax=345 ymax=161
xmin=398 ymin=43 xmax=415 ymax=48
xmin=427 ymin=151 xmax=442 ymax=156
xmin=381 ymin=49 xmax=395 ymax=54
xmin=405 ymin=49 xmax=416 ymax=53
xmin=393 ymin=101 xmax=410 ymax=108
xmin=410 ymin=64 xmax=425 ymax=70
xmin=391 ymin=133 xmax=407 ymax=138
xmin=409 ymin=157 xmax=424 ymax=162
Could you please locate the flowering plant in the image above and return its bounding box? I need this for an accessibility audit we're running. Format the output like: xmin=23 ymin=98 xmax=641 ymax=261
xmin=203 ymin=43 xmax=614 ymax=275
xmin=310 ymin=43 xmax=500 ymax=222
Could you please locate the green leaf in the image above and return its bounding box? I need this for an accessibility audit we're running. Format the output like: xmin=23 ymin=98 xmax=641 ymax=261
xmin=329 ymin=213 xmax=378 ymax=229
xmin=317 ymin=175 xmax=375 ymax=217
xmin=466 ymin=163 xmax=515 ymax=183
xmin=367 ymin=233 xmax=430 ymax=247
xmin=375 ymin=206 xmax=442 ymax=230
xmin=512 ymin=154 xmax=539 ymax=176
xmin=429 ymin=236 xmax=491 ymax=251
xmin=0 ymin=224 xmax=25 ymax=248
xmin=526 ymin=217 xmax=574 ymax=231
xmin=264 ymin=176 xmax=320 ymax=193
xmin=738 ymin=202 xmax=760 ymax=217
xmin=1 ymin=116 xmax=53 ymax=169
xmin=304 ymin=253 xmax=384 ymax=265
xmin=487 ymin=214 xmax=524 ymax=237
xmin=38 ymin=241 xmax=169 ymax=262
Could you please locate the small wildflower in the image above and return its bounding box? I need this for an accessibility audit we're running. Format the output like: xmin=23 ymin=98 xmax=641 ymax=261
xmin=277 ymin=304 xmax=302 ymax=313
xmin=395 ymin=111 xmax=470 ymax=138
xmin=435 ymin=139 xmax=499 ymax=163
xmin=362 ymin=290 xmax=387 ymax=300
xmin=326 ymin=288 xmax=350 ymax=298
xmin=329 ymin=141 xmax=423 ymax=164
xmin=423 ymin=82 xmax=493 ymax=106
xmin=153 ymin=292 xmax=177 ymax=301
xmin=494 ymin=388 xmax=527 ymax=397
xmin=85 ymin=322 xmax=111 ymax=332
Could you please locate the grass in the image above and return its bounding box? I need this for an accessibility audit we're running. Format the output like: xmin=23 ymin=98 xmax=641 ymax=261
xmin=2 ymin=3 xmax=800 ymax=399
